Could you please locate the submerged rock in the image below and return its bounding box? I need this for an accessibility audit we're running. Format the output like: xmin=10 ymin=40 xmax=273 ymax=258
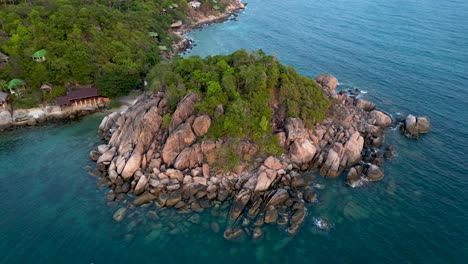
xmin=113 ymin=207 xmax=127 ymax=222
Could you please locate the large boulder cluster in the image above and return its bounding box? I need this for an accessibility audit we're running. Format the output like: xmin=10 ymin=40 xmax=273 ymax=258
xmin=90 ymin=74 xmax=429 ymax=240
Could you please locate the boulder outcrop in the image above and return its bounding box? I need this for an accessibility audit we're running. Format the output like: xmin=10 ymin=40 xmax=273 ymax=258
xmin=401 ymin=115 xmax=430 ymax=138
xmin=90 ymin=74 xmax=428 ymax=240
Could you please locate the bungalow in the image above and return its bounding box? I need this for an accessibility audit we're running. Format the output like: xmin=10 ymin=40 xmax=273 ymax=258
xmin=7 ymin=79 xmax=25 ymax=95
xmin=188 ymin=1 xmax=201 ymax=9
xmin=56 ymin=87 xmax=100 ymax=107
xmin=0 ymin=91 xmax=8 ymax=108
xmin=32 ymin=49 xmax=46 ymax=62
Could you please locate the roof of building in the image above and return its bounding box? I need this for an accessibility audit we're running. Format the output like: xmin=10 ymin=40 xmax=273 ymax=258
xmin=148 ymin=32 xmax=159 ymax=37
xmin=56 ymin=88 xmax=99 ymax=106
xmin=32 ymin=49 xmax=47 ymax=58
xmin=214 ymin=5 xmax=221 ymax=10
xmin=41 ymin=84 xmax=52 ymax=90
xmin=158 ymin=45 xmax=168 ymax=51
xmin=0 ymin=91 xmax=8 ymax=101
xmin=0 ymin=51 xmax=8 ymax=59
xmin=67 ymin=88 xmax=99 ymax=101
xmin=7 ymin=79 xmax=25 ymax=89
xmin=56 ymin=96 xmax=70 ymax=106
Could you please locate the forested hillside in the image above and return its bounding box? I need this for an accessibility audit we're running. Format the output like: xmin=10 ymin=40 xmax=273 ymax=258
xmin=148 ymin=50 xmax=331 ymax=162
xmin=0 ymin=0 xmax=231 ymax=106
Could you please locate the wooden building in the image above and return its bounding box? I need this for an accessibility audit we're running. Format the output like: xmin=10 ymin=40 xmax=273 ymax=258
xmin=56 ymin=88 xmax=100 ymax=108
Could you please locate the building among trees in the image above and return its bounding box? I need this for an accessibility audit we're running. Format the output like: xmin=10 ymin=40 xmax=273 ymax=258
xmin=32 ymin=49 xmax=47 ymax=62
xmin=56 ymin=88 xmax=100 ymax=108
xmin=188 ymin=1 xmax=201 ymax=9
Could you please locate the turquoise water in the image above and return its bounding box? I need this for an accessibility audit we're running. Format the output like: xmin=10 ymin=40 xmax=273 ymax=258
xmin=1 ymin=0 xmax=468 ymax=263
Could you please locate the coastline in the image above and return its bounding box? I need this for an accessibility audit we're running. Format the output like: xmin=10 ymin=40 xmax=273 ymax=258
xmin=0 ymin=1 xmax=246 ymax=133
xmin=170 ymin=0 xmax=246 ymax=56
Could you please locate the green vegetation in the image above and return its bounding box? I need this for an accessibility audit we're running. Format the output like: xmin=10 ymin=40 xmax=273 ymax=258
xmin=0 ymin=0 xmax=193 ymax=102
xmin=149 ymin=50 xmax=330 ymax=167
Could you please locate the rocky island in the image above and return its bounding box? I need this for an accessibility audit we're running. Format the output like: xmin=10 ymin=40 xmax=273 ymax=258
xmin=90 ymin=50 xmax=430 ymax=240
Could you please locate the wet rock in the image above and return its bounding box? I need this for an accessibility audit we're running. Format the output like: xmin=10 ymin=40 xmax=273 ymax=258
xmin=134 ymin=175 xmax=148 ymax=195
xmin=166 ymin=191 xmax=182 ymax=207
xmin=368 ymin=110 xmax=392 ymax=128
xmin=290 ymin=207 xmax=306 ymax=226
xmin=133 ymin=192 xmax=157 ymax=205
xmin=252 ymin=227 xmax=263 ymax=240
xmin=211 ymin=222 xmax=220 ymax=233
xmin=230 ymin=189 xmax=251 ymax=220
xmin=89 ymin=150 xmax=100 ymax=161
xmin=287 ymin=224 xmax=301 ymax=235
xmin=248 ymin=198 xmax=264 ymax=218
xmin=303 ymin=187 xmax=317 ymax=203
xmin=216 ymin=190 xmax=229 ymax=202
xmin=365 ymin=164 xmax=384 ymax=181
xmin=122 ymin=182 xmax=130 ymax=193
xmin=97 ymin=144 xmax=111 ymax=154
xmin=345 ymin=166 xmax=362 ymax=187
xmin=97 ymin=147 xmax=115 ymax=164
xmin=267 ymin=189 xmax=289 ymax=206
xmin=223 ymin=228 xmax=244 ymax=241
xmin=277 ymin=215 xmax=289 ymax=226
xmin=107 ymin=190 xmax=116 ymax=201
xmin=401 ymin=115 xmax=430 ymax=138
xmin=113 ymin=207 xmax=127 ymax=222
xmin=384 ymin=145 xmax=394 ymax=160
xmin=264 ymin=205 xmax=279 ymax=224
xmin=174 ymin=201 xmax=186 ymax=209
xmin=157 ymin=192 xmax=168 ymax=206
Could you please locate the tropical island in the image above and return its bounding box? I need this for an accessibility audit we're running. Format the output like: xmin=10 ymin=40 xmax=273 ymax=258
xmin=90 ymin=50 xmax=430 ymax=240
xmin=0 ymin=0 xmax=431 ymax=240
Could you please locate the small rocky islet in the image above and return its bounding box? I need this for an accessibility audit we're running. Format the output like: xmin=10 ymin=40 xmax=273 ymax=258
xmin=90 ymin=60 xmax=430 ymax=241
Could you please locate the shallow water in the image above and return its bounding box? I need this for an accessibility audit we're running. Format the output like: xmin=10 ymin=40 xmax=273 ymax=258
xmin=1 ymin=0 xmax=468 ymax=263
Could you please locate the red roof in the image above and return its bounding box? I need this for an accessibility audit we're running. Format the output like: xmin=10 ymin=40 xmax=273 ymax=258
xmin=56 ymin=88 xmax=99 ymax=106
xmin=67 ymin=88 xmax=99 ymax=101
xmin=56 ymin=96 xmax=70 ymax=106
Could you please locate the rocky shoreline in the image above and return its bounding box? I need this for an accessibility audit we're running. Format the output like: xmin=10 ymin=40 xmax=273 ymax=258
xmin=0 ymin=104 xmax=105 ymax=132
xmin=90 ymin=74 xmax=430 ymax=240
xmin=170 ymin=0 xmax=246 ymax=56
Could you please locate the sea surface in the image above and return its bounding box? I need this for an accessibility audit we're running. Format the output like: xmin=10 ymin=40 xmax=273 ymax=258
xmin=1 ymin=0 xmax=468 ymax=263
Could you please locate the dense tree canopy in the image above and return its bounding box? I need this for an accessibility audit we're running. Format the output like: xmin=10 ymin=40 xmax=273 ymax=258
xmin=148 ymin=50 xmax=331 ymax=158
xmin=0 ymin=0 xmax=192 ymax=99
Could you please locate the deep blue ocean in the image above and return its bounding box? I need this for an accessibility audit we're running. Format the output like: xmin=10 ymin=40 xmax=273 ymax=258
xmin=1 ymin=0 xmax=467 ymax=263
